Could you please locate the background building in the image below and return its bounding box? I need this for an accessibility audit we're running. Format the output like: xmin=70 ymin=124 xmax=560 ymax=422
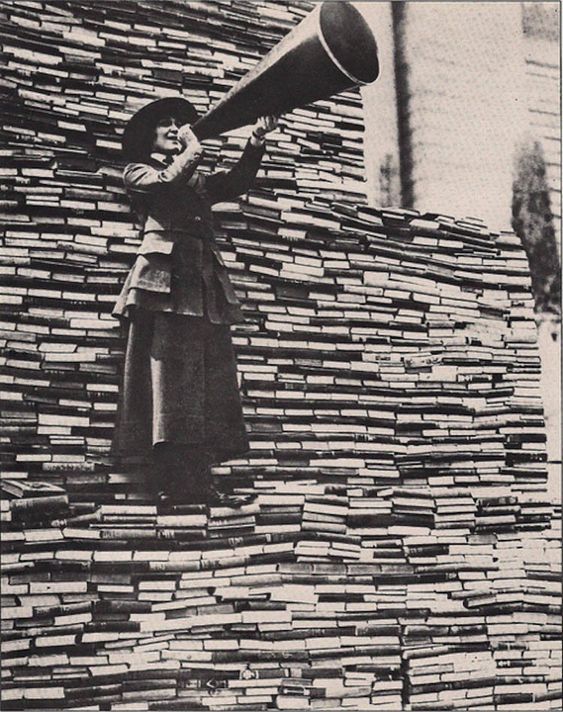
xmin=360 ymin=1 xmax=560 ymax=238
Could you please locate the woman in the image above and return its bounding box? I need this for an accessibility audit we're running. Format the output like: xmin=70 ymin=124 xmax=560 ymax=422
xmin=112 ymin=96 xmax=278 ymax=506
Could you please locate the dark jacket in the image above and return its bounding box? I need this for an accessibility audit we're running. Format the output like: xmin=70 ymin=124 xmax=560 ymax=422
xmin=113 ymin=139 xmax=265 ymax=323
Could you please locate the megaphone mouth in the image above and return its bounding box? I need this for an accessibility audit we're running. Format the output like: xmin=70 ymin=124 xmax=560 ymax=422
xmin=192 ymin=0 xmax=380 ymax=140
xmin=318 ymin=2 xmax=379 ymax=85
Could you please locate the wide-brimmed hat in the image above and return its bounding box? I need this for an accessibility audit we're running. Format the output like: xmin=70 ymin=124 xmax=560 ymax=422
xmin=122 ymin=97 xmax=199 ymax=162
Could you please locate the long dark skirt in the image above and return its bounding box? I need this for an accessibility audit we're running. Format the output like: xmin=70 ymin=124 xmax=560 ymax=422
xmin=112 ymin=310 xmax=249 ymax=466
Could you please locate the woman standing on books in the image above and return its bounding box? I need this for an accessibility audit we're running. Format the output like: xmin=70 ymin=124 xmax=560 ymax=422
xmin=112 ymin=96 xmax=278 ymax=506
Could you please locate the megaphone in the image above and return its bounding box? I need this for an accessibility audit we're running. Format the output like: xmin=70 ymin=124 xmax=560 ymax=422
xmin=192 ymin=1 xmax=379 ymax=140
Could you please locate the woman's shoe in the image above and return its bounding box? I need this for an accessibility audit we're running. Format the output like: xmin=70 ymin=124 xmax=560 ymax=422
xmin=156 ymin=489 xmax=205 ymax=507
xmin=205 ymin=485 xmax=254 ymax=509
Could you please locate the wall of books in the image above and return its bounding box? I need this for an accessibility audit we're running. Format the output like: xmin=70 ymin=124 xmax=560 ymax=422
xmin=1 ymin=1 xmax=560 ymax=710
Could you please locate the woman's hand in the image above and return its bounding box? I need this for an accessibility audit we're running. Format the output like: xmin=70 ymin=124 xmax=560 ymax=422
xmin=177 ymin=124 xmax=203 ymax=159
xmin=251 ymin=115 xmax=279 ymax=145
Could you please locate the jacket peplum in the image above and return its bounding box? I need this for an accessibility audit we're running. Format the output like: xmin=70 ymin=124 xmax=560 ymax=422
xmin=113 ymin=138 xmax=265 ymax=324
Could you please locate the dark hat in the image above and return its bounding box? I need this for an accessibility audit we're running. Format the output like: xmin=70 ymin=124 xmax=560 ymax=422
xmin=122 ymin=97 xmax=199 ymax=162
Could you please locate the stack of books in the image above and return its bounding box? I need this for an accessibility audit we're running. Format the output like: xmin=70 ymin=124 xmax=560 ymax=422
xmin=1 ymin=0 xmax=559 ymax=710
xmin=1 ymin=481 xmax=70 ymax=526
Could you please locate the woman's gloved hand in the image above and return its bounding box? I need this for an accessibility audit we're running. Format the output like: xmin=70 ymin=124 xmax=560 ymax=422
xmin=178 ymin=124 xmax=203 ymax=160
xmin=251 ymin=115 xmax=279 ymax=146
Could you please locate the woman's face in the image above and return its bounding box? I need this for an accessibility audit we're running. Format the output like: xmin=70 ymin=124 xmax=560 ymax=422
xmin=152 ymin=116 xmax=182 ymax=154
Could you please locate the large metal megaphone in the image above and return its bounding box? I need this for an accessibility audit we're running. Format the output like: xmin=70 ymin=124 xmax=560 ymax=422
xmin=192 ymin=1 xmax=379 ymax=140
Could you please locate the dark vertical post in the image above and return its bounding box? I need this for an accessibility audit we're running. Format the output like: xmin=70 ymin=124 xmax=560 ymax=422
xmin=391 ymin=1 xmax=414 ymax=208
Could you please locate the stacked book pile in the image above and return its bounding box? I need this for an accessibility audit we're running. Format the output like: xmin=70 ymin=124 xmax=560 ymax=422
xmin=2 ymin=477 xmax=559 ymax=710
xmin=0 ymin=0 xmax=559 ymax=710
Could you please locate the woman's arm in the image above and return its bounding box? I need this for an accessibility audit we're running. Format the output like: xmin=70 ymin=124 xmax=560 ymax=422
xmin=205 ymin=115 xmax=278 ymax=204
xmin=123 ymin=125 xmax=203 ymax=193
xmin=204 ymin=141 xmax=265 ymax=204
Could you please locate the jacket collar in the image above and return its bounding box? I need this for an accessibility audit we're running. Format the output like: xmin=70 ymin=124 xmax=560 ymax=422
xmin=148 ymin=151 xmax=201 ymax=191
xmin=150 ymin=151 xmax=175 ymax=166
